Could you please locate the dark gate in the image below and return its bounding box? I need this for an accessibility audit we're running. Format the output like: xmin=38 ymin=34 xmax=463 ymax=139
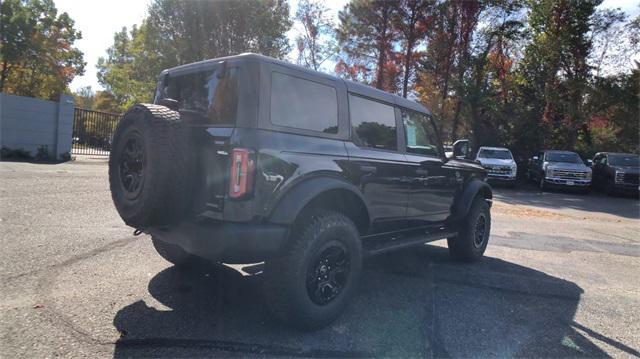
xmin=72 ymin=108 xmax=121 ymax=155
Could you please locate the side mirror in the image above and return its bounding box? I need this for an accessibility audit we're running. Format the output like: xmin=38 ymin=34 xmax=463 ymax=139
xmin=158 ymin=98 xmax=179 ymax=111
xmin=452 ymin=139 xmax=470 ymax=159
xmin=532 ymin=156 xmax=538 ymax=161
xmin=586 ymin=159 xmax=593 ymax=167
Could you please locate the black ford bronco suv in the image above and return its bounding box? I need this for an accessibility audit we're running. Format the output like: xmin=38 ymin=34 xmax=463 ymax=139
xmin=109 ymin=53 xmax=492 ymax=330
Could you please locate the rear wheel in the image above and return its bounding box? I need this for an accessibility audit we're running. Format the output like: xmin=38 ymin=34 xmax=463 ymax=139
xmin=447 ymin=197 xmax=491 ymax=262
xmin=263 ymin=210 xmax=362 ymax=330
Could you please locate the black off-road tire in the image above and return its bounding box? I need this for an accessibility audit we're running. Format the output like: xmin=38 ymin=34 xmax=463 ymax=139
xmin=109 ymin=104 xmax=192 ymax=229
xmin=447 ymin=197 xmax=491 ymax=262
xmin=263 ymin=210 xmax=362 ymax=330
xmin=152 ymin=237 xmax=197 ymax=267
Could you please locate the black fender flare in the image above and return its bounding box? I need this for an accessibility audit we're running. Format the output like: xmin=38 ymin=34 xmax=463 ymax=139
xmin=268 ymin=176 xmax=370 ymax=229
xmin=451 ymin=179 xmax=492 ymax=223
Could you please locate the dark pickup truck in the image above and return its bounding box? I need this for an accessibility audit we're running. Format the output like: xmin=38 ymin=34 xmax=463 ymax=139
xmin=592 ymin=152 xmax=640 ymax=195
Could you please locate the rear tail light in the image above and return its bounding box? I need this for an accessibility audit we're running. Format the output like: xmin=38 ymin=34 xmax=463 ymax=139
xmin=229 ymin=148 xmax=255 ymax=199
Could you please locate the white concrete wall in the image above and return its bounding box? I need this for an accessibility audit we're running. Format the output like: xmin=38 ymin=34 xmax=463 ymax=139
xmin=0 ymin=93 xmax=74 ymax=159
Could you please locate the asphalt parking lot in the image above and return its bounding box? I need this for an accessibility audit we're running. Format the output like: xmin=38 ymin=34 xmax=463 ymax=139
xmin=1 ymin=156 xmax=639 ymax=358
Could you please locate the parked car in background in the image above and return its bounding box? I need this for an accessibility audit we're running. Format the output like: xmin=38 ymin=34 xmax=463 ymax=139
xmin=475 ymin=147 xmax=517 ymax=187
xmin=591 ymin=152 xmax=640 ymax=195
xmin=527 ymin=150 xmax=591 ymax=193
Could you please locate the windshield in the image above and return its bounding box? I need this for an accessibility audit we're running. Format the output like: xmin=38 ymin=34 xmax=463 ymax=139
xmin=478 ymin=149 xmax=512 ymax=159
xmin=609 ymin=155 xmax=640 ymax=167
xmin=546 ymin=152 xmax=582 ymax=164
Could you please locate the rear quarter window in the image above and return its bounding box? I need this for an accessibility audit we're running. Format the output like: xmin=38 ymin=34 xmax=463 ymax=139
xmin=161 ymin=67 xmax=240 ymax=126
xmin=270 ymin=72 xmax=338 ymax=134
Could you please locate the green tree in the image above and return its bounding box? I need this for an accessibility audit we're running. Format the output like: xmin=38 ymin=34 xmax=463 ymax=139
xmin=0 ymin=0 xmax=84 ymax=99
xmin=73 ymin=86 xmax=95 ymax=109
xmin=393 ymin=0 xmax=435 ymax=98
xmin=581 ymin=68 xmax=640 ymax=154
xmin=294 ymin=0 xmax=337 ymax=71
xmin=416 ymin=0 xmax=485 ymax=140
xmin=336 ymin=0 xmax=400 ymax=91
xmin=589 ymin=9 xmax=640 ymax=77
xmin=460 ymin=3 xmax=525 ymax=151
xmin=98 ymin=0 xmax=292 ymax=111
xmin=97 ymin=25 xmax=157 ymax=112
xmin=519 ymin=0 xmax=601 ymax=149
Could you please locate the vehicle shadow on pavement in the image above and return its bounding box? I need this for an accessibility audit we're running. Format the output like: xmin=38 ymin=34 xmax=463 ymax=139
xmin=112 ymin=245 xmax=622 ymax=358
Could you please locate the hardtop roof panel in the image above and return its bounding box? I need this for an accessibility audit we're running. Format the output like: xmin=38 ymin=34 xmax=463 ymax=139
xmin=161 ymin=53 xmax=431 ymax=115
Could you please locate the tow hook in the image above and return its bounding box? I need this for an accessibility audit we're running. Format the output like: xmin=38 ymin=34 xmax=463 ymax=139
xmin=133 ymin=229 xmax=144 ymax=236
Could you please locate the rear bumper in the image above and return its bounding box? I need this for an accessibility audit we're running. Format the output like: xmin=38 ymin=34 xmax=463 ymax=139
xmin=148 ymin=221 xmax=288 ymax=264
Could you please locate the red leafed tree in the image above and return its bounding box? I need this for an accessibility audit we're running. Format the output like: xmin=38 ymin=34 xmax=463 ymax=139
xmin=295 ymin=0 xmax=337 ymax=71
xmin=416 ymin=0 xmax=482 ymax=140
xmin=336 ymin=0 xmax=401 ymax=92
xmin=393 ymin=0 xmax=435 ymax=98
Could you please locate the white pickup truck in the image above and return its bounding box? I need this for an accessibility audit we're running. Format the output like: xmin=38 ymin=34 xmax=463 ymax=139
xmin=475 ymin=146 xmax=517 ymax=187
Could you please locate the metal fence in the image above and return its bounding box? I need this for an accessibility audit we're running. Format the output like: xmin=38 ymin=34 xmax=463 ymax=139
xmin=72 ymin=108 xmax=121 ymax=155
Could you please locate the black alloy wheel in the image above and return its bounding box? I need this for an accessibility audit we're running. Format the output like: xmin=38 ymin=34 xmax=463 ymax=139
xmin=119 ymin=132 xmax=145 ymax=199
xmin=263 ymin=210 xmax=362 ymax=330
xmin=473 ymin=213 xmax=487 ymax=248
xmin=306 ymin=243 xmax=351 ymax=305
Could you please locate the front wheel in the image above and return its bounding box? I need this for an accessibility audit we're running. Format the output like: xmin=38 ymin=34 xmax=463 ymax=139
xmin=263 ymin=210 xmax=362 ymax=330
xmin=447 ymin=197 xmax=491 ymax=262
xmin=539 ymin=175 xmax=546 ymax=191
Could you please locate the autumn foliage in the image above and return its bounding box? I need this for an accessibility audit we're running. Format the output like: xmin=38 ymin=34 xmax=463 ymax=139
xmin=2 ymin=0 xmax=636 ymax=157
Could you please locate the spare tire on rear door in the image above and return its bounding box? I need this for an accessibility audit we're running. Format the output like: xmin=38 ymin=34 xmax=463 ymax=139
xmin=109 ymin=103 xmax=192 ymax=229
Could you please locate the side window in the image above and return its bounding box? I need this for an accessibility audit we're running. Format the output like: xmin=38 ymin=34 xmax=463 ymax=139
xmin=270 ymin=72 xmax=338 ymax=134
xmin=163 ymin=67 xmax=239 ymax=125
xmin=402 ymin=109 xmax=439 ymax=157
xmin=602 ymin=156 xmax=608 ymax=165
xmin=349 ymin=94 xmax=397 ymax=151
xmin=539 ymin=152 xmax=545 ymax=162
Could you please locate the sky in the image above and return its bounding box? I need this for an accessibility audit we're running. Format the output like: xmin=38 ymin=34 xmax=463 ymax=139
xmin=55 ymin=0 xmax=639 ymax=92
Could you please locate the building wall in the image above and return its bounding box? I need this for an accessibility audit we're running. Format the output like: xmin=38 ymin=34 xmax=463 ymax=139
xmin=0 ymin=93 xmax=74 ymax=159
